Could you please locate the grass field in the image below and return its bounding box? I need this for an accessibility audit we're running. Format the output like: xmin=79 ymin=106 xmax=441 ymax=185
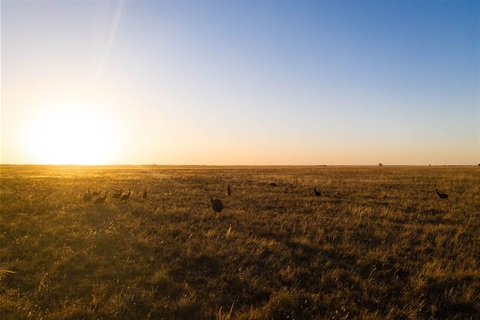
xmin=0 ymin=165 xmax=479 ymax=319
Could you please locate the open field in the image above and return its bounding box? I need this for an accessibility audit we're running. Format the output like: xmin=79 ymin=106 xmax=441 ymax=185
xmin=0 ymin=165 xmax=479 ymax=319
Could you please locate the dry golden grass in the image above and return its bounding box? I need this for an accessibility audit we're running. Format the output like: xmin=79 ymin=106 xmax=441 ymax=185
xmin=0 ymin=165 xmax=479 ymax=319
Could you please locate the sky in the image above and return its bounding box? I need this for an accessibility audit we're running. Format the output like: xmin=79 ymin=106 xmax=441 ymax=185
xmin=1 ymin=0 xmax=479 ymax=165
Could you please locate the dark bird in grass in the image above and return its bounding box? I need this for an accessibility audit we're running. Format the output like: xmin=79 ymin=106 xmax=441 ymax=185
xmin=269 ymin=182 xmax=278 ymax=187
xmin=92 ymin=191 xmax=101 ymax=197
xmin=314 ymin=187 xmax=321 ymax=197
xmin=210 ymin=197 xmax=224 ymax=214
xmin=112 ymin=190 xmax=122 ymax=199
xmin=94 ymin=192 xmax=108 ymax=205
xmin=435 ymin=189 xmax=449 ymax=200
xmin=227 ymin=185 xmax=231 ymax=196
xmin=143 ymin=189 xmax=147 ymax=199
xmin=83 ymin=189 xmax=93 ymax=202
xmin=120 ymin=190 xmax=131 ymax=201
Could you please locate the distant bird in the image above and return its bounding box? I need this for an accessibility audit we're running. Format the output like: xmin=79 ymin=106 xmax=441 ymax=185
xmin=120 ymin=190 xmax=131 ymax=201
xmin=92 ymin=191 xmax=101 ymax=197
xmin=210 ymin=197 xmax=224 ymax=214
xmin=435 ymin=189 xmax=449 ymax=200
xmin=83 ymin=189 xmax=93 ymax=202
xmin=227 ymin=185 xmax=231 ymax=196
xmin=112 ymin=190 xmax=122 ymax=199
xmin=314 ymin=188 xmax=321 ymax=197
xmin=94 ymin=192 xmax=108 ymax=205
xmin=143 ymin=189 xmax=147 ymax=199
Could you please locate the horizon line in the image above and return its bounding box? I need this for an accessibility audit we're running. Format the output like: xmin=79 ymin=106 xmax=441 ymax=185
xmin=1 ymin=163 xmax=478 ymax=167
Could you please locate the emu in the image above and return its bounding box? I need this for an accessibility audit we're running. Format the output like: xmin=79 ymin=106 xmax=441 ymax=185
xmin=112 ymin=191 xmax=122 ymax=199
xmin=83 ymin=189 xmax=93 ymax=202
xmin=314 ymin=188 xmax=321 ymax=196
xmin=120 ymin=190 xmax=131 ymax=201
xmin=435 ymin=189 xmax=449 ymax=200
xmin=210 ymin=197 xmax=224 ymax=214
xmin=227 ymin=185 xmax=231 ymax=196
xmin=143 ymin=189 xmax=147 ymax=199
xmin=94 ymin=192 xmax=108 ymax=205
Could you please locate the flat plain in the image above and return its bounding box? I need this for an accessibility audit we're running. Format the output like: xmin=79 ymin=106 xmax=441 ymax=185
xmin=0 ymin=165 xmax=479 ymax=319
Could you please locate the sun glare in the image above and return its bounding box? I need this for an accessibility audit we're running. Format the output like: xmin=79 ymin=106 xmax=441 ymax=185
xmin=24 ymin=102 xmax=121 ymax=165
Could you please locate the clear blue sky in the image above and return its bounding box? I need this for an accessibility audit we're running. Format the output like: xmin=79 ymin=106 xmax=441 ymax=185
xmin=2 ymin=0 xmax=479 ymax=165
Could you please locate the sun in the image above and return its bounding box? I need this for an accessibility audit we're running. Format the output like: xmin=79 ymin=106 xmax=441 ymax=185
xmin=24 ymin=101 xmax=121 ymax=165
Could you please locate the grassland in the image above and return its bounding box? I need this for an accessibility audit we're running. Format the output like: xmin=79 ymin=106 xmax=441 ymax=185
xmin=0 ymin=165 xmax=479 ymax=319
